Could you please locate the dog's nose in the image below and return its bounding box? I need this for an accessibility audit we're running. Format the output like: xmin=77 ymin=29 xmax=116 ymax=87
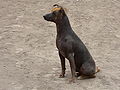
xmin=43 ymin=15 xmax=46 ymax=19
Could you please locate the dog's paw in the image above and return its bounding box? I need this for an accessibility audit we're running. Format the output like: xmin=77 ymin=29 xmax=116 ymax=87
xmin=80 ymin=75 xmax=96 ymax=80
xmin=75 ymin=72 xmax=80 ymax=77
xmin=59 ymin=74 xmax=65 ymax=78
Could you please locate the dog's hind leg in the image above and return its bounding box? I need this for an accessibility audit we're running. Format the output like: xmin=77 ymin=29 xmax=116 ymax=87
xmin=59 ymin=52 xmax=66 ymax=78
xmin=80 ymin=61 xmax=96 ymax=78
xmin=80 ymin=66 xmax=100 ymax=79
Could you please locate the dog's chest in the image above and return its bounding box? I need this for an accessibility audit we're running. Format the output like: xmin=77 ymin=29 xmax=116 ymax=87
xmin=56 ymin=39 xmax=66 ymax=50
xmin=56 ymin=37 xmax=72 ymax=57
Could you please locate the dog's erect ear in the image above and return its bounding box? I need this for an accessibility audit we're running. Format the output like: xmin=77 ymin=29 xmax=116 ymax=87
xmin=53 ymin=4 xmax=62 ymax=8
xmin=51 ymin=4 xmax=61 ymax=12
xmin=53 ymin=4 xmax=64 ymax=10
xmin=53 ymin=4 xmax=67 ymax=13
xmin=60 ymin=8 xmax=65 ymax=14
xmin=53 ymin=4 xmax=59 ymax=7
xmin=52 ymin=4 xmax=66 ymax=16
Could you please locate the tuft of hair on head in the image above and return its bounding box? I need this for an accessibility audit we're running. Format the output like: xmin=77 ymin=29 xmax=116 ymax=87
xmin=51 ymin=4 xmax=61 ymax=12
xmin=51 ymin=4 xmax=68 ymax=13
xmin=51 ymin=7 xmax=61 ymax=12
xmin=53 ymin=4 xmax=59 ymax=7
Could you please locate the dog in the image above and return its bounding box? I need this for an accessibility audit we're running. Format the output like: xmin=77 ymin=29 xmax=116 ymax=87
xmin=43 ymin=4 xmax=100 ymax=82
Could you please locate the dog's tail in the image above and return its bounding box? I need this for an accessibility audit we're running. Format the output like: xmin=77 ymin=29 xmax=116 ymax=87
xmin=95 ymin=67 xmax=100 ymax=73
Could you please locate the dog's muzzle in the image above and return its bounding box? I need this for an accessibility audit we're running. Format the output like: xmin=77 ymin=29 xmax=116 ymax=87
xmin=43 ymin=15 xmax=47 ymax=20
xmin=43 ymin=13 xmax=54 ymax=22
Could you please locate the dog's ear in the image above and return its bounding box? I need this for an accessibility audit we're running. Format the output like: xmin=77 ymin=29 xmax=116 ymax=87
xmin=63 ymin=8 xmax=68 ymax=13
xmin=52 ymin=4 xmax=67 ymax=15
xmin=59 ymin=7 xmax=66 ymax=16
xmin=51 ymin=4 xmax=62 ymax=12
xmin=53 ymin=4 xmax=59 ymax=7
xmin=53 ymin=4 xmax=67 ymax=11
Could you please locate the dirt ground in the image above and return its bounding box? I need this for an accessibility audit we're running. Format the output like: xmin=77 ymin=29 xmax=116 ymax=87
xmin=0 ymin=0 xmax=120 ymax=90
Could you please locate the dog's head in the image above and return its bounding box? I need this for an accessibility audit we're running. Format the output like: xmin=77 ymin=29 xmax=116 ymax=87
xmin=43 ymin=4 xmax=66 ymax=23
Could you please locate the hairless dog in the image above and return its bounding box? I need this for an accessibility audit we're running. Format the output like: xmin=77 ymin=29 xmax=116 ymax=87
xmin=43 ymin=4 xmax=100 ymax=83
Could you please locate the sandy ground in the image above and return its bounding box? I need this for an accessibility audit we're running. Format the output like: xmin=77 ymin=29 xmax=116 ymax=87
xmin=0 ymin=0 xmax=120 ymax=90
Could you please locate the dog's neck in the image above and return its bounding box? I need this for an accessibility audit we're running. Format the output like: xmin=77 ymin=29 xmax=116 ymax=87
xmin=55 ymin=15 xmax=72 ymax=37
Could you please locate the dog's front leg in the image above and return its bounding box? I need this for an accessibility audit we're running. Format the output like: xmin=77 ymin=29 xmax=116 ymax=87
xmin=59 ymin=52 xmax=66 ymax=78
xmin=67 ymin=53 xmax=76 ymax=83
